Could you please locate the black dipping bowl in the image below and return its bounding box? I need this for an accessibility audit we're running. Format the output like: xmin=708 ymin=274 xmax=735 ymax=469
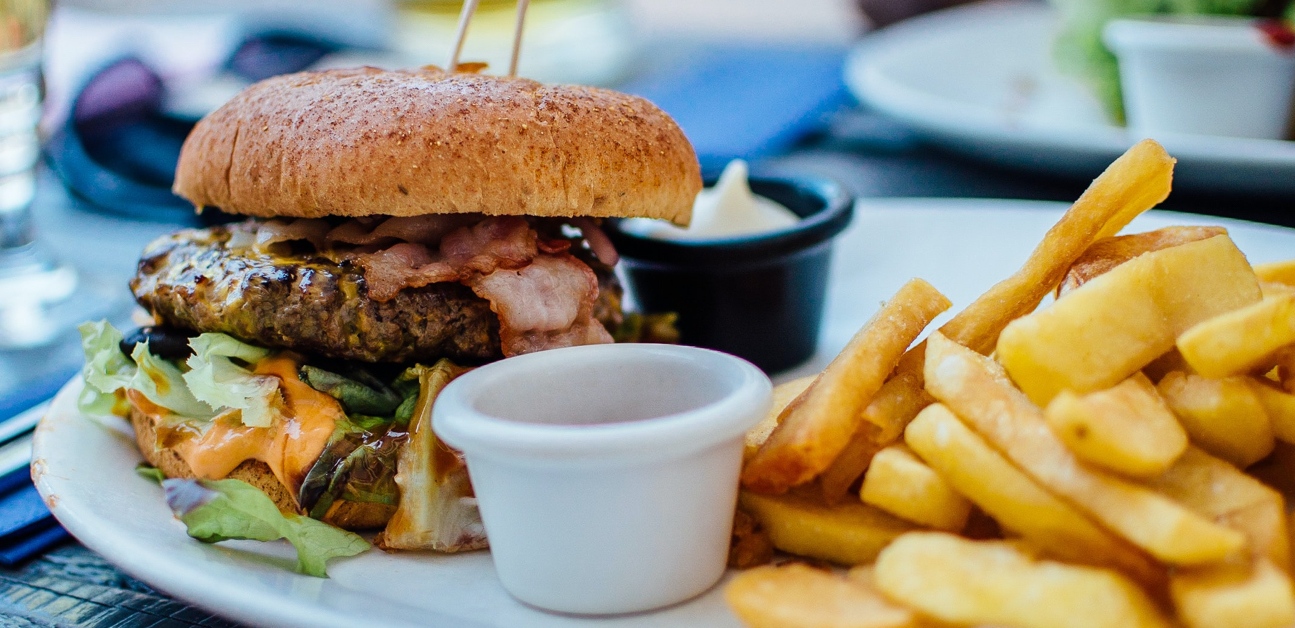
xmin=608 ymin=175 xmax=854 ymax=373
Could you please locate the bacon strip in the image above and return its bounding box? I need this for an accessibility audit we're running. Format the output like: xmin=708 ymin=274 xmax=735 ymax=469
xmin=439 ymin=217 xmax=537 ymax=272
xmin=468 ymin=253 xmax=613 ymax=356
xmin=255 ymin=218 xmax=331 ymax=251
xmin=356 ymin=243 xmax=457 ymax=302
xmin=357 ymin=217 xmax=538 ymax=302
xmin=572 ymin=217 xmax=619 ymax=266
xmin=326 ymin=215 xmax=481 ymax=247
xmin=349 ymin=216 xmax=612 ymax=355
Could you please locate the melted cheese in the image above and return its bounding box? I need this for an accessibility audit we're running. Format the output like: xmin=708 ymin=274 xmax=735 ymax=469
xmin=149 ymin=354 xmax=341 ymax=500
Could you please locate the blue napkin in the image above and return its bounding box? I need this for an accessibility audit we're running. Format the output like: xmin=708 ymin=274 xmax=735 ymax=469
xmin=0 ymin=396 xmax=76 ymax=565
xmin=0 ymin=479 xmax=55 ymax=539
xmin=0 ymin=522 xmax=68 ymax=566
xmin=621 ymin=45 xmax=853 ymax=176
xmin=0 ymin=466 xmax=68 ymax=565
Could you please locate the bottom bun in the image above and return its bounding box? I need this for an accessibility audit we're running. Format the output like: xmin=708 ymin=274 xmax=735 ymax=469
xmin=129 ymin=405 xmax=394 ymax=530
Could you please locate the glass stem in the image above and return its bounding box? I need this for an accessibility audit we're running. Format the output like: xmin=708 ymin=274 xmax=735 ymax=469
xmin=0 ymin=201 xmax=32 ymax=251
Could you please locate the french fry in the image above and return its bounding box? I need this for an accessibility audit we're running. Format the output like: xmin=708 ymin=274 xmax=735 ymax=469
xmin=1144 ymin=447 xmax=1290 ymax=568
xmin=1043 ymin=373 xmax=1187 ymax=478
xmin=744 ymin=376 xmax=815 ymax=462
xmin=934 ymin=139 xmax=1176 ymax=358
xmin=817 ymin=428 xmax=881 ymax=506
xmin=904 ymin=403 xmax=1164 ymax=587
xmin=848 ymin=140 xmax=1178 ymax=446
xmin=925 ymin=333 xmax=1247 ymax=565
xmin=845 ymin=564 xmax=881 ymax=588
xmin=1058 ymin=226 xmax=1226 ymax=296
xmin=1157 ymin=371 xmax=1275 ymax=467
xmin=859 ymin=444 xmax=971 ymax=532
xmin=819 ymin=371 xmax=929 ymax=504
xmin=874 ymin=532 xmax=1172 ymax=628
xmin=1178 ymin=294 xmax=1295 ymax=378
xmin=1171 ymin=560 xmax=1295 ymax=628
xmin=997 ymin=235 xmax=1262 ymax=405
xmin=1250 ymin=378 xmax=1295 ymax=445
xmin=739 ymin=491 xmax=916 ymax=566
xmin=1255 ymin=259 xmax=1295 ymax=286
xmin=742 ymin=279 xmax=950 ymax=494
xmin=725 ymin=563 xmax=923 ymax=628
xmin=859 ymin=370 xmax=931 ymax=446
xmin=1277 ymin=349 xmax=1295 ymax=394
xmin=1262 ymin=281 xmax=1295 ymax=299
xmin=1224 ymin=499 xmax=1293 ymax=570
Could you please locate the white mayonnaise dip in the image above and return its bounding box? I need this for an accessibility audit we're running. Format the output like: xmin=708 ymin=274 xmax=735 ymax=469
xmin=621 ymin=160 xmax=799 ymax=240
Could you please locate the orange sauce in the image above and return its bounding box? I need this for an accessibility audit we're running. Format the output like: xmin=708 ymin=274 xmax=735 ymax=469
xmin=139 ymin=354 xmax=341 ymax=499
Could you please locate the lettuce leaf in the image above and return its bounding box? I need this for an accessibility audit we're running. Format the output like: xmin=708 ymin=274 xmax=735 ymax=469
xmin=299 ymin=365 xmax=403 ymax=416
xmin=183 ymin=333 xmax=280 ymax=428
xmin=298 ymin=425 xmax=404 ymax=519
xmin=135 ymin=463 xmax=167 ymax=484
xmin=131 ymin=343 xmax=214 ymax=419
xmin=1164 ymin=0 xmax=1263 ymax=12
xmin=379 ymin=360 xmax=486 ymax=552
xmin=80 ymin=320 xmax=134 ymax=393
xmin=78 ymin=321 xmax=136 ymax=415
xmin=79 ymin=320 xmax=213 ymax=419
xmin=163 ymin=478 xmax=369 ymax=577
xmin=1048 ymin=0 xmax=1161 ymax=122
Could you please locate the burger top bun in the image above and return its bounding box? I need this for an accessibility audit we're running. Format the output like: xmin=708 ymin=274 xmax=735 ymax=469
xmin=173 ymin=67 xmax=701 ymax=226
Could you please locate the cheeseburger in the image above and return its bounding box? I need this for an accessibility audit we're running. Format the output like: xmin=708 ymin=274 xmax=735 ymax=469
xmin=80 ymin=67 xmax=700 ymax=553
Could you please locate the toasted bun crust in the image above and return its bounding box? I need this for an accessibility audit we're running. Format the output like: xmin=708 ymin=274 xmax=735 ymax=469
xmin=173 ymin=67 xmax=700 ymax=225
xmin=129 ymin=405 xmax=392 ymax=530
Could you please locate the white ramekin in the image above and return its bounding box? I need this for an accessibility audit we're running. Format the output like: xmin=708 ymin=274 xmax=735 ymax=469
xmin=1104 ymin=16 xmax=1295 ymax=139
xmin=432 ymin=343 xmax=772 ymax=615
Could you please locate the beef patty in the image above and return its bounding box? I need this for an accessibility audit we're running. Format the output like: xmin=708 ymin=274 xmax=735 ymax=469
xmin=130 ymin=226 xmax=623 ymax=363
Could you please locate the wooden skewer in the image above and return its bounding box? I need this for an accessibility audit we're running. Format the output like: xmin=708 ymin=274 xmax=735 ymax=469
xmin=508 ymin=0 xmax=531 ymax=76
xmin=448 ymin=0 xmax=482 ymax=72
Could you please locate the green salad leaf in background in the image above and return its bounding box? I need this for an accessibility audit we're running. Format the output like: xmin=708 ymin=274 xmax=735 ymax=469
xmin=1048 ymin=0 xmax=1288 ymax=123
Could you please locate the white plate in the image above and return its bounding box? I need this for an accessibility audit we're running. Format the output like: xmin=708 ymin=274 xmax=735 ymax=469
xmin=32 ymin=198 xmax=1295 ymax=627
xmin=845 ymin=1 xmax=1295 ymax=196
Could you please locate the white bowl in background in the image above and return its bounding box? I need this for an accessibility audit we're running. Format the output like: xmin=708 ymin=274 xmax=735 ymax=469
xmin=1105 ymin=16 xmax=1295 ymax=140
xmin=432 ymin=343 xmax=771 ymax=616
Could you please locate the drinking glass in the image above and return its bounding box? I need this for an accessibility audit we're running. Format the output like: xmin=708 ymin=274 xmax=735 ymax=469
xmin=0 ymin=0 xmax=76 ymax=350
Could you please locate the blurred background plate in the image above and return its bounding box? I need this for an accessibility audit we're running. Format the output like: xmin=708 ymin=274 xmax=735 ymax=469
xmin=845 ymin=1 xmax=1295 ymax=196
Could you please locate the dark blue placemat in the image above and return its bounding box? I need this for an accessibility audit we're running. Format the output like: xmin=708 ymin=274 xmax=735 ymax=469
xmin=0 ymin=465 xmax=35 ymax=498
xmin=0 ymin=483 xmax=53 ymax=540
xmin=0 ymin=465 xmax=68 ymax=565
xmin=622 ymin=45 xmax=854 ymax=176
xmin=0 ymin=520 xmax=67 ymax=566
xmin=0 ymin=365 xmax=77 ymax=425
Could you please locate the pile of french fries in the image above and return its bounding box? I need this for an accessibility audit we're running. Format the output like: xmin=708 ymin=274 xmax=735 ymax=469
xmin=726 ymin=139 xmax=1295 ymax=628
